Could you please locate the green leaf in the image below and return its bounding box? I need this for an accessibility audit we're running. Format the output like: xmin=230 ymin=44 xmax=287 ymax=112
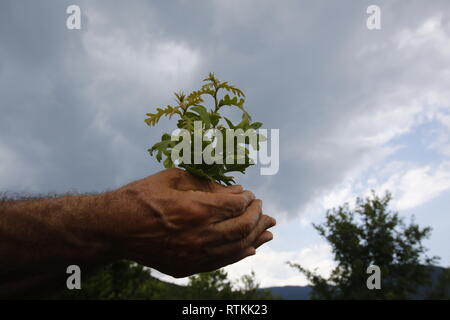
xmin=236 ymin=112 xmax=251 ymax=129
xmin=164 ymin=158 xmax=174 ymax=168
xmin=210 ymin=112 xmax=221 ymax=127
xmin=146 ymin=73 xmax=263 ymax=186
xmin=249 ymin=122 xmax=263 ymax=130
xmin=218 ymin=94 xmax=246 ymax=111
xmin=258 ymin=133 xmax=267 ymax=142
xmin=190 ymin=105 xmax=211 ymax=128
xmin=224 ymin=117 xmax=236 ymax=129
xmin=145 ymin=105 xmax=181 ymax=126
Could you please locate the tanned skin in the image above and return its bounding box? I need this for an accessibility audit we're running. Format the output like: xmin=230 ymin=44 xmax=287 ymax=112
xmin=0 ymin=168 xmax=276 ymax=298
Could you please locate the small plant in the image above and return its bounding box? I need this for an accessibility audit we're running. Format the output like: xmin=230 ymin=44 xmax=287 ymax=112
xmin=145 ymin=73 xmax=265 ymax=185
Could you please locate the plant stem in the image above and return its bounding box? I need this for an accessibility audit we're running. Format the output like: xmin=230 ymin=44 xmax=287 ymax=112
xmin=213 ymin=87 xmax=219 ymax=113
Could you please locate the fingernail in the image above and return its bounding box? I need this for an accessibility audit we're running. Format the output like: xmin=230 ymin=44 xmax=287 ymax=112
xmin=271 ymin=217 xmax=277 ymax=226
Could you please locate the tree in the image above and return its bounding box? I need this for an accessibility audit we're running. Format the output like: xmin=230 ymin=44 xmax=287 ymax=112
xmin=54 ymin=261 xmax=179 ymax=299
xmin=53 ymin=261 xmax=272 ymax=300
xmin=186 ymin=269 xmax=273 ymax=300
xmin=289 ymin=191 xmax=439 ymax=299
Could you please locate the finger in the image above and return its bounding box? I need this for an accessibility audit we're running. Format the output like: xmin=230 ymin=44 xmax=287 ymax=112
xmin=186 ymin=190 xmax=255 ymax=220
xmin=211 ymin=199 xmax=262 ymax=243
xmin=253 ymin=230 xmax=273 ymax=249
xmin=240 ymin=214 xmax=275 ymax=248
xmin=204 ymin=216 xmax=273 ymax=265
xmin=211 ymin=184 xmax=244 ymax=194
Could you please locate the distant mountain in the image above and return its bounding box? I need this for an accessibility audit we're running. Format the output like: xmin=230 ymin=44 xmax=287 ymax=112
xmin=261 ymin=285 xmax=311 ymax=300
xmin=262 ymin=265 xmax=449 ymax=300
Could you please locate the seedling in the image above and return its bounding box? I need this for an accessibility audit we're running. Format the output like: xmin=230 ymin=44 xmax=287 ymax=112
xmin=145 ymin=73 xmax=265 ymax=185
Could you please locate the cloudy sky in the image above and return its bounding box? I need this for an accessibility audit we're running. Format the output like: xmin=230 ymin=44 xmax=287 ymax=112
xmin=1 ymin=0 xmax=449 ymax=287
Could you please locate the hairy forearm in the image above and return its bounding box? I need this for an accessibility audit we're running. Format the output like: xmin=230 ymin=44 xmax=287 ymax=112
xmin=0 ymin=169 xmax=276 ymax=298
xmin=0 ymin=192 xmax=123 ymax=297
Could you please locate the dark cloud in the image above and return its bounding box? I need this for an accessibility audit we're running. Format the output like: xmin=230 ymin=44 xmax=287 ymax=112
xmin=1 ymin=0 xmax=449 ymax=216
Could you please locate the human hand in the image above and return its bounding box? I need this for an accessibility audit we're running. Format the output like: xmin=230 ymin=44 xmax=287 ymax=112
xmin=107 ymin=168 xmax=276 ymax=277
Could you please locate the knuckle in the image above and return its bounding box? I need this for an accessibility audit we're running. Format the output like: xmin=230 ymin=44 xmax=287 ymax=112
xmin=195 ymin=229 xmax=211 ymax=246
xmin=181 ymin=199 xmax=204 ymax=217
xmin=255 ymin=199 xmax=263 ymax=211
xmin=233 ymin=197 xmax=247 ymax=212
xmin=262 ymin=214 xmax=273 ymax=228
xmin=221 ymin=230 xmax=237 ymax=243
xmin=239 ymin=237 xmax=250 ymax=250
xmin=188 ymin=203 xmax=203 ymax=216
xmin=239 ymin=220 xmax=253 ymax=239
xmin=168 ymin=201 xmax=205 ymax=227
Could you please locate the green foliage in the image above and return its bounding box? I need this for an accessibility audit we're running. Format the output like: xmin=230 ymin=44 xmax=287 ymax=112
xmin=289 ymin=191 xmax=439 ymax=300
xmin=186 ymin=269 xmax=273 ymax=300
xmin=53 ymin=261 xmax=178 ymax=299
xmin=145 ymin=73 xmax=265 ymax=185
xmin=53 ymin=261 xmax=273 ymax=300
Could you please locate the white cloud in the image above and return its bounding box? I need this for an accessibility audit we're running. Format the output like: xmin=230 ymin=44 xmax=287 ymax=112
xmin=436 ymin=112 xmax=450 ymax=129
xmin=316 ymin=160 xmax=450 ymax=215
xmin=396 ymin=16 xmax=450 ymax=55
xmin=150 ymin=269 xmax=189 ymax=287
xmin=223 ymin=244 xmax=334 ymax=288
xmin=295 ymin=12 xmax=450 ymax=218
xmin=152 ymin=243 xmax=334 ymax=288
xmin=376 ymin=162 xmax=450 ymax=210
xmin=322 ymin=184 xmax=356 ymax=210
xmin=428 ymin=112 xmax=450 ymax=156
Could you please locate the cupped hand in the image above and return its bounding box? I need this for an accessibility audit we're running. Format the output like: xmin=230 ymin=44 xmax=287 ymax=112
xmin=108 ymin=168 xmax=276 ymax=278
